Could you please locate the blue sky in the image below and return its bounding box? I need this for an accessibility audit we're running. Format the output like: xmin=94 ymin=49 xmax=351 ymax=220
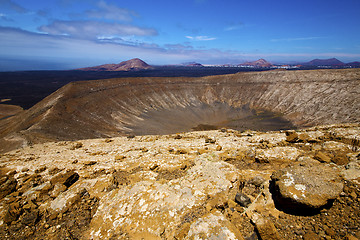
xmin=0 ymin=0 xmax=360 ymax=70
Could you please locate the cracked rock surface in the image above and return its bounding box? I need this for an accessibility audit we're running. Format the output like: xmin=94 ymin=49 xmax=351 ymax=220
xmin=0 ymin=124 xmax=359 ymax=239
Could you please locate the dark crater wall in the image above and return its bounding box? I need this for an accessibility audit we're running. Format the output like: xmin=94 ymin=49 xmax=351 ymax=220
xmin=0 ymin=69 xmax=359 ymax=153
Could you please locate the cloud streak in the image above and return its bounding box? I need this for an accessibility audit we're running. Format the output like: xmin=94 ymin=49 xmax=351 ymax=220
xmin=86 ymin=0 xmax=137 ymax=22
xmin=224 ymin=23 xmax=244 ymax=31
xmin=185 ymin=35 xmax=216 ymax=41
xmin=38 ymin=20 xmax=158 ymax=39
xmin=270 ymin=37 xmax=323 ymax=42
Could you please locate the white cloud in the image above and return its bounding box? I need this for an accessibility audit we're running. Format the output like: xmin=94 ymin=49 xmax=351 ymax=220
xmin=185 ymin=35 xmax=216 ymax=41
xmin=86 ymin=0 xmax=137 ymax=22
xmin=224 ymin=23 xmax=244 ymax=31
xmin=165 ymin=44 xmax=193 ymax=50
xmin=0 ymin=26 xmax=188 ymax=69
xmin=38 ymin=20 xmax=158 ymax=39
xmin=270 ymin=37 xmax=323 ymax=42
xmin=1 ymin=26 xmax=360 ymax=71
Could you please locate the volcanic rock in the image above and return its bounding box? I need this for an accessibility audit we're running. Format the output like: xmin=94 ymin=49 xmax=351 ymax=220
xmin=285 ymin=131 xmax=299 ymax=143
xmin=0 ymin=172 xmax=17 ymax=200
xmin=271 ymin=164 xmax=344 ymax=211
xmin=50 ymin=170 xmax=79 ymax=188
xmin=0 ymin=124 xmax=359 ymax=239
xmin=314 ymin=151 xmax=331 ymax=163
xmin=251 ymin=213 xmax=281 ymax=240
xmin=235 ymin=192 xmax=252 ymax=207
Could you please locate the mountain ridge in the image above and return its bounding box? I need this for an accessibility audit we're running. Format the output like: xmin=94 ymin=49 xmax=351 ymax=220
xmin=78 ymin=58 xmax=153 ymax=71
xmin=239 ymin=59 xmax=273 ymax=68
xmin=303 ymin=58 xmax=345 ymax=66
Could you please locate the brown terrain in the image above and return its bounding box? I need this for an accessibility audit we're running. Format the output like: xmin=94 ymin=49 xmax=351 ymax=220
xmin=0 ymin=68 xmax=359 ymax=239
xmin=0 ymin=104 xmax=23 ymax=120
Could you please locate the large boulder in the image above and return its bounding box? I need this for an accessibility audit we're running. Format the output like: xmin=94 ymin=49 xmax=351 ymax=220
xmin=87 ymin=158 xmax=240 ymax=239
xmin=271 ymin=164 xmax=343 ymax=212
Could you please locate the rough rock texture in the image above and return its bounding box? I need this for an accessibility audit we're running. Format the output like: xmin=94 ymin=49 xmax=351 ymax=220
xmin=0 ymin=124 xmax=359 ymax=239
xmin=271 ymin=164 xmax=343 ymax=211
xmin=89 ymin=159 xmax=239 ymax=239
xmin=1 ymin=69 xmax=359 ymax=153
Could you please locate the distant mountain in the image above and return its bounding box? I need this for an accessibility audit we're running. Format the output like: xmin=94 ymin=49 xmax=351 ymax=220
xmin=346 ymin=61 xmax=360 ymax=68
xmin=303 ymin=58 xmax=345 ymax=66
xmin=239 ymin=59 xmax=273 ymax=68
xmin=78 ymin=58 xmax=153 ymax=71
xmin=181 ymin=62 xmax=204 ymax=67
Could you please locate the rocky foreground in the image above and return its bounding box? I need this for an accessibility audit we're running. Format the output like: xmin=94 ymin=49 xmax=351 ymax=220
xmin=0 ymin=124 xmax=359 ymax=239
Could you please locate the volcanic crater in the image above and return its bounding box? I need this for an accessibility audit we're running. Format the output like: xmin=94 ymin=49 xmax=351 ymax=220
xmin=0 ymin=68 xmax=360 ymax=239
xmin=0 ymin=69 xmax=359 ymax=153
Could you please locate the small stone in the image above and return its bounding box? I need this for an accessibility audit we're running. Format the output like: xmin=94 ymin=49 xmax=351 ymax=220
xmin=174 ymin=134 xmax=182 ymax=139
xmin=298 ymin=133 xmax=310 ymax=142
xmin=332 ymin=152 xmax=349 ymax=165
xmin=235 ymin=192 xmax=251 ymax=207
xmin=84 ymin=161 xmax=97 ymax=166
xmin=51 ymin=183 xmax=67 ymax=198
xmin=205 ymin=137 xmax=216 ymax=144
xmin=345 ymin=234 xmax=359 ymax=240
xmin=50 ymin=170 xmax=79 ymax=188
xmin=197 ymin=149 xmax=207 ymax=155
xmin=216 ymin=145 xmax=222 ymax=151
xmin=286 ymin=131 xmax=298 ymax=143
xmin=0 ymin=175 xmax=17 ymax=199
xmin=314 ymin=151 xmax=331 ymax=163
xmin=295 ymin=230 xmax=305 ymax=235
xmin=70 ymin=142 xmax=83 ymax=150
xmin=303 ymin=231 xmax=321 ymax=240
xmin=176 ymin=149 xmax=188 ymax=154
xmin=35 ymin=166 xmax=47 ymax=173
xmin=220 ymin=128 xmax=227 ymax=133
xmin=350 ymin=191 xmax=357 ymax=199
xmin=48 ymin=167 xmax=61 ymax=175
xmin=114 ymin=155 xmax=126 ymax=161
xmin=180 ymin=161 xmax=192 ymax=170
xmin=251 ymin=213 xmax=281 ymax=240
xmin=271 ymin=164 xmax=343 ymax=210
xmin=21 ymin=210 xmax=39 ymax=226
xmin=248 ymin=176 xmax=265 ymax=187
xmin=325 ymin=226 xmax=336 ymax=237
xmin=228 ymin=199 xmax=237 ymax=209
xmin=149 ymin=164 xmax=159 ymax=171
